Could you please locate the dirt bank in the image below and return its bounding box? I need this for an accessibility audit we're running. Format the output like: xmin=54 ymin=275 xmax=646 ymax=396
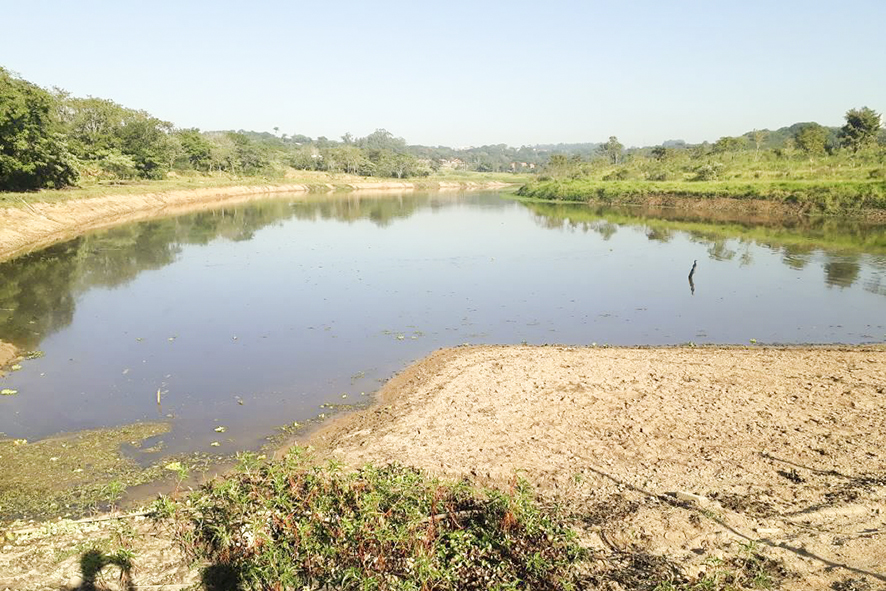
xmin=0 ymin=341 xmax=19 ymax=380
xmin=0 ymin=180 xmax=509 ymax=263
xmin=310 ymin=345 xmax=886 ymax=589
xmin=2 ymin=345 xmax=884 ymax=589
xmin=0 ymin=341 xmax=16 ymax=371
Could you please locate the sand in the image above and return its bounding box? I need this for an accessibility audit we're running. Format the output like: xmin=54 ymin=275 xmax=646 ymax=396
xmin=309 ymin=345 xmax=886 ymax=589
xmin=0 ymin=341 xmax=18 ymax=378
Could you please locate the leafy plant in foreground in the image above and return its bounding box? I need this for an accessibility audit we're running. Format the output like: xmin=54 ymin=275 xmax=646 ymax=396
xmin=163 ymin=448 xmax=586 ymax=590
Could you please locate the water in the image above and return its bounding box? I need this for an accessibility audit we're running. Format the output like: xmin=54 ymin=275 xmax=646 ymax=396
xmin=1 ymin=190 xmax=885 ymax=454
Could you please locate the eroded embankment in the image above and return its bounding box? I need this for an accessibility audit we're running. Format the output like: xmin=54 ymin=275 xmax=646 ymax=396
xmin=308 ymin=345 xmax=886 ymax=590
xmin=0 ymin=180 xmax=509 ymax=262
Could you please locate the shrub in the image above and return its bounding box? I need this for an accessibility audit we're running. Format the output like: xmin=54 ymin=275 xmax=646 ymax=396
xmin=165 ymin=449 xmax=587 ymax=590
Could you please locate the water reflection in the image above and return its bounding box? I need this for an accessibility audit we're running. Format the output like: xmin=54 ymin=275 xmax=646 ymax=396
xmin=0 ymin=193 xmax=485 ymax=351
xmin=526 ymin=202 xmax=886 ymax=294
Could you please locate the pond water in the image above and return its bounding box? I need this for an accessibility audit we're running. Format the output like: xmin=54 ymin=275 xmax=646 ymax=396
xmin=1 ymin=190 xmax=885 ymax=455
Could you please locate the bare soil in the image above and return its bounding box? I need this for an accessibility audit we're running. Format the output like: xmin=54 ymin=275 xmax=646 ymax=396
xmin=2 ymin=345 xmax=885 ymax=589
xmin=310 ymin=345 xmax=886 ymax=590
xmin=0 ymin=341 xmax=17 ymax=375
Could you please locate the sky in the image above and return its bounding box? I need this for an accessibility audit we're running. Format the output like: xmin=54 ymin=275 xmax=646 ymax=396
xmin=1 ymin=0 xmax=884 ymax=148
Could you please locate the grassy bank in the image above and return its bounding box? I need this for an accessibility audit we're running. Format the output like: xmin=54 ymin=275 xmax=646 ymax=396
xmin=517 ymin=178 xmax=886 ymax=214
xmin=1 ymin=170 xmax=525 ymax=209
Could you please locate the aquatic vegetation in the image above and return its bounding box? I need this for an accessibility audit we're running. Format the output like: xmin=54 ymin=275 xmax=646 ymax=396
xmin=0 ymin=422 xmax=171 ymax=519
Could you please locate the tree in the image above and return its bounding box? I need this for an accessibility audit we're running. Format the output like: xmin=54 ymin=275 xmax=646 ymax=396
xmin=793 ymin=123 xmax=828 ymax=156
xmin=751 ymin=129 xmax=768 ymax=160
xmin=115 ymin=112 xmax=177 ymax=178
xmin=176 ymin=129 xmax=214 ymax=171
xmin=651 ymin=146 xmax=672 ymax=161
xmin=599 ymin=136 xmax=624 ymax=164
xmin=840 ymin=106 xmax=881 ymax=152
xmin=712 ymin=136 xmax=747 ymax=154
xmin=0 ymin=68 xmax=78 ymax=190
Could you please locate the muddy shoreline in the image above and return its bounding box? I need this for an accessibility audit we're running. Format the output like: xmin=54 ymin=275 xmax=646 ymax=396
xmin=0 ymin=180 xmax=510 ymax=263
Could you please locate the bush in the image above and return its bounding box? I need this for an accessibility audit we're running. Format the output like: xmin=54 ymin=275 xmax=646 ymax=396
xmin=165 ymin=449 xmax=587 ymax=590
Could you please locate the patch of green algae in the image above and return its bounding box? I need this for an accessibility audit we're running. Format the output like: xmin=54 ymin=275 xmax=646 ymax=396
xmin=0 ymin=422 xmax=170 ymax=520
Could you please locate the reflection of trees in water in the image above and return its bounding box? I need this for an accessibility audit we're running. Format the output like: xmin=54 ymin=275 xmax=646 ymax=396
xmin=593 ymin=222 xmax=618 ymax=241
xmin=864 ymin=274 xmax=886 ymax=296
xmin=527 ymin=201 xmax=886 ymax=294
xmin=645 ymin=227 xmax=673 ymax=243
xmin=0 ymin=193 xmax=477 ymax=349
xmin=0 ymin=240 xmax=80 ymax=350
xmin=781 ymin=244 xmax=815 ymax=270
xmin=823 ymin=255 xmax=862 ymax=288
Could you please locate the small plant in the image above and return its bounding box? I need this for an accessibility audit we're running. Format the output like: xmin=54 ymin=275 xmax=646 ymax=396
xmin=102 ymin=479 xmax=126 ymax=507
xmin=149 ymin=494 xmax=176 ymax=519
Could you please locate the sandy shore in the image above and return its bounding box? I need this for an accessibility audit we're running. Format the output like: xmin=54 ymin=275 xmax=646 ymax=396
xmin=2 ymin=345 xmax=884 ymax=589
xmin=309 ymin=345 xmax=886 ymax=589
xmin=0 ymin=180 xmax=509 ymax=263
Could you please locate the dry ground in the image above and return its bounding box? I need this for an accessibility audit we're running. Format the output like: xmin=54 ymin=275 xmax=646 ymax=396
xmin=1 ymin=345 xmax=885 ymax=590
xmin=310 ymin=345 xmax=886 ymax=590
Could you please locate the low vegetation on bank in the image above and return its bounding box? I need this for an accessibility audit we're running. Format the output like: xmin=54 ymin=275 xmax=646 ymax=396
xmin=519 ymin=178 xmax=886 ymax=213
xmin=156 ymin=449 xmax=587 ymax=590
xmin=518 ymin=108 xmax=886 ymax=213
xmin=146 ymin=448 xmax=786 ymax=591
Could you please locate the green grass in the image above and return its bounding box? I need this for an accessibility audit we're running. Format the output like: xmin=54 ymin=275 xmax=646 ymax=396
xmin=517 ymin=178 xmax=886 ymax=213
xmin=158 ymin=448 xmax=587 ymax=590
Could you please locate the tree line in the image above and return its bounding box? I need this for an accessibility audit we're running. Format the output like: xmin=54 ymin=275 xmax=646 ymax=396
xmin=2 ymin=66 xmax=883 ymax=192
xmin=0 ymin=68 xmax=549 ymax=192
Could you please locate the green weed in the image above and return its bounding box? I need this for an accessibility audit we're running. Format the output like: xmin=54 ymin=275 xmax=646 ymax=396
xmin=162 ymin=447 xmax=587 ymax=590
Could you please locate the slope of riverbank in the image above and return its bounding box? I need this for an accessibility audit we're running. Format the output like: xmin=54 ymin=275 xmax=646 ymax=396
xmin=517 ymin=178 xmax=886 ymax=218
xmin=0 ymin=177 xmax=512 ymax=262
xmin=3 ymin=345 xmax=882 ymax=589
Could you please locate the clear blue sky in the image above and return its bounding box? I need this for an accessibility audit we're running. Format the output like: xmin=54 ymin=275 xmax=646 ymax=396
xmin=2 ymin=0 xmax=883 ymax=147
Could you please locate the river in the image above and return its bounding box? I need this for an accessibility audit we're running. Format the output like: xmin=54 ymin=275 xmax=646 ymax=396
xmin=1 ymin=190 xmax=884 ymax=455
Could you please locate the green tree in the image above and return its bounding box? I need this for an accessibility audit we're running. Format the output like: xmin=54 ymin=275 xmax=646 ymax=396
xmin=226 ymin=132 xmax=269 ymax=174
xmin=62 ymin=96 xmax=127 ymax=156
xmin=599 ymin=136 xmax=624 ymax=164
xmin=840 ymin=106 xmax=881 ymax=152
xmin=793 ymin=123 xmax=828 ymax=156
xmin=176 ymin=129 xmax=214 ymax=171
xmin=115 ymin=112 xmax=177 ymax=178
xmin=712 ymin=136 xmax=747 ymax=154
xmin=0 ymin=68 xmax=78 ymax=190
